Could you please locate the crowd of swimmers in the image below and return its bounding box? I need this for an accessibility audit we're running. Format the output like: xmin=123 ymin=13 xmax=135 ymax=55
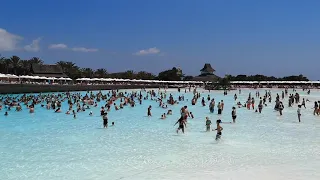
xmin=0 ymin=87 xmax=319 ymax=141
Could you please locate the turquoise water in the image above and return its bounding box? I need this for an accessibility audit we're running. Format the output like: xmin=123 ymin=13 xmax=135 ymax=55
xmin=1 ymin=88 xmax=320 ymax=180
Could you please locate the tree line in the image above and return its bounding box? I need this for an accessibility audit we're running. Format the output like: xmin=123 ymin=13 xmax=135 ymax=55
xmin=0 ymin=55 xmax=309 ymax=81
xmin=0 ymin=55 xmax=183 ymax=80
xmin=224 ymin=74 xmax=309 ymax=81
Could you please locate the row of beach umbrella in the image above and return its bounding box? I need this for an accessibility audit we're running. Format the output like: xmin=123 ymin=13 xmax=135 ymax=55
xmin=76 ymin=78 xmax=320 ymax=84
xmin=1 ymin=73 xmax=319 ymax=84
xmin=0 ymin=73 xmax=72 ymax=81
xmin=231 ymin=81 xmax=320 ymax=84
xmin=76 ymin=78 xmax=204 ymax=84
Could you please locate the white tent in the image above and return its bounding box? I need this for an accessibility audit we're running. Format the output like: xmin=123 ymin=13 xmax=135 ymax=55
xmin=5 ymin=74 xmax=19 ymax=78
xmin=19 ymin=75 xmax=31 ymax=79
xmin=58 ymin=77 xmax=66 ymax=80
xmin=0 ymin=73 xmax=8 ymax=78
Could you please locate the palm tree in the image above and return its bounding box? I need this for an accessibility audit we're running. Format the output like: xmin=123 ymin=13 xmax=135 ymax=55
xmin=56 ymin=61 xmax=81 ymax=79
xmin=10 ymin=56 xmax=21 ymax=75
xmin=136 ymin=71 xmax=156 ymax=80
xmin=123 ymin=70 xmax=135 ymax=79
xmin=81 ymin=68 xmax=94 ymax=78
xmin=218 ymin=77 xmax=230 ymax=90
xmin=56 ymin=61 xmax=76 ymax=73
xmin=0 ymin=55 xmax=6 ymax=73
xmin=29 ymin=57 xmax=44 ymax=65
xmin=3 ymin=58 xmax=11 ymax=74
xmin=20 ymin=60 xmax=31 ymax=75
xmin=94 ymin=68 xmax=108 ymax=78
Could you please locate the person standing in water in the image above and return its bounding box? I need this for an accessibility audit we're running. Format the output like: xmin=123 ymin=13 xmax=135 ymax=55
xmin=301 ymin=98 xmax=306 ymax=109
xmin=102 ymin=113 xmax=108 ymax=128
xmin=314 ymin=101 xmax=319 ymax=115
xmin=213 ymin=119 xmax=223 ymax=140
xmin=209 ymin=99 xmax=215 ymax=113
xmin=181 ymin=106 xmax=190 ymax=121
xmin=278 ymin=102 xmax=284 ymax=116
xmin=147 ymin=105 xmax=152 ymax=116
xmin=258 ymin=100 xmax=263 ymax=113
xmin=251 ymin=97 xmax=255 ymax=110
xmin=205 ymin=117 xmax=212 ymax=132
xmin=221 ymin=100 xmax=224 ymax=111
xmin=175 ymin=116 xmax=187 ymax=134
xmin=217 ymin=102 xmax=222 ymax=115
xmin=231 ymin=107 xmax=237 ymax=123
xmin=297 ymin=105 xmax=301 ymax=122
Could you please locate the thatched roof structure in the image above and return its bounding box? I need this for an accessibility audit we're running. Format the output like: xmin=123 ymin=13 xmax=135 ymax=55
xmin=200 ymin=63 xmax=215 ymax=73
xmin=31 ymin=64 xmax=68 ymax=77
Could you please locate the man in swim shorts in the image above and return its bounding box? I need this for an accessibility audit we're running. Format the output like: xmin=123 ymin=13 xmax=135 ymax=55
xmin=103 ymin=113 xmax=108 ymax=128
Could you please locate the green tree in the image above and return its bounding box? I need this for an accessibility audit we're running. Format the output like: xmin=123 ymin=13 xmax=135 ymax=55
xmin=183 ymin=75 xmax=194 ymax=81
xmin=81 ymin=68 xmax=94 ymax=78
xmin=123 ymin=70 xmax=135 ymax=79
xmin=9 ymin=56 xmax=21 ymax=75
xmin=219 ymin=77 xmax=230 ymax=89
xmin=20 ymin=60 xmax=31 ymax=75
xmin=0 ymin=55 xmax=6 ymax=73
xmin=136 ymin=71 xmax=156 ymax=80
xmin=94 ymin=68 xmax=108 ymax=78
xmin=56 ymin=61 xmax=81 ymax=79
xmin=158 ymin=67 xmax=183 ymax=81
xmin=29 ymin=57 xmax=44 ymax=65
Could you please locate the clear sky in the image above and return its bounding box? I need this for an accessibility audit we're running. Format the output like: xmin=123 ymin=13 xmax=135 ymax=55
xmin=1 ymin=0 xmax=320 ymax=79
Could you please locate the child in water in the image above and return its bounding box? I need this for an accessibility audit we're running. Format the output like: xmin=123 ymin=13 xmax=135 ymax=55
xmin=205 ymin=117 xmax=212 ymax=132
xmin=160 ymin=113 xmax=166 ymax=119
xmin=190 ymin=112 xmax=194 ymax=119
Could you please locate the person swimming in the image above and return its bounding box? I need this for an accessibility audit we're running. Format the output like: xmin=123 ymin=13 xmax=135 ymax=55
xmin=161 ymin=113 xmax=166 ymax=119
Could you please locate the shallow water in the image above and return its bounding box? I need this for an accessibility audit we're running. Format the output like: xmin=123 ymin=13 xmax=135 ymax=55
xmin=0 ymin=88 xmax=319 ymax=180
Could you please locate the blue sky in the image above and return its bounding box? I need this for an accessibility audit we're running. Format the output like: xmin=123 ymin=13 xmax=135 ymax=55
xmin=1 ymin=0 xmax=320 ymax=79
